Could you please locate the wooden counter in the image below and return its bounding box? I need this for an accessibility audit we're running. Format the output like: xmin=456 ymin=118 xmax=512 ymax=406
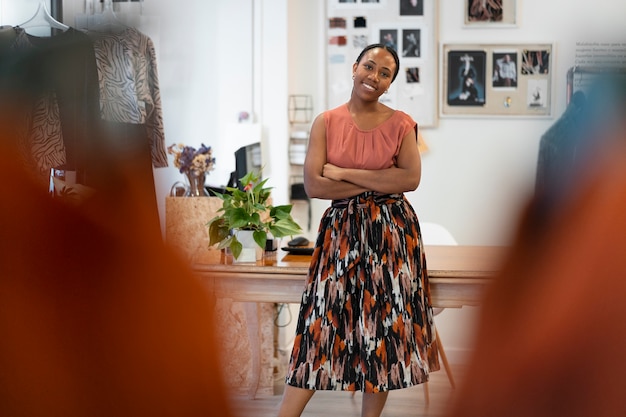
xmin=194 ymin=245 xmax=508 ymax=308
xmin=193 ymin=245 xmax=508 ymax=398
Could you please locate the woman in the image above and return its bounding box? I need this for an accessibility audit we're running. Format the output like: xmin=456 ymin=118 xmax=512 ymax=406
xmin=278 ymin=44 xmax=439 ymax=417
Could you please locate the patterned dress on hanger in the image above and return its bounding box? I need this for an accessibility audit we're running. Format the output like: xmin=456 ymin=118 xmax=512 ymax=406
xmin=285 ymin=104 xmax=440 ymax=393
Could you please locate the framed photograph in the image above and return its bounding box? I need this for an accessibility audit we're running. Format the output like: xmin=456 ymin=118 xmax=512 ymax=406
xmin=326 ymin=0 xmax=438 ymax=127
xmin=441 ymin=43 xmax=553 ymax=117
xmin=401 ymin=29 xmax=421 ymax=57
xmin=399 ymin=0 xmax=424 ymax=16
xmin=447 ymin=50 xmax=487 ymax=106
xmin=405 ymin=67 xmax=420 ymax=83
xmin=464 ymin=0 xmax=517 ymax=27
xmin=492 ymin=51 xmax=518 ymax=88
xmin=527 ymin=79 xmax=548 ymax=108
xmin=379 ymin=29 xmax=399 ymax=52
xmin=521 ymin=49 xmax=551 ymax=75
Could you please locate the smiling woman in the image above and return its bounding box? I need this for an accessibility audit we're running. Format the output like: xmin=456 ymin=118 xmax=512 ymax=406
xmin=277 ymin=44 xmax=435 ymax=417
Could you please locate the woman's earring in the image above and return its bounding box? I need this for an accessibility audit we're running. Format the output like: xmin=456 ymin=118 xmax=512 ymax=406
xmin=384 ymin=90 xmax=389 ymax=94
xmin=352 ymin=74 xmax=355 ymax=80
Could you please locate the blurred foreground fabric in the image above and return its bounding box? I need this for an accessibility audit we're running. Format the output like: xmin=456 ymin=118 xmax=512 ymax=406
xmin=0 ymin=114 xmax=233 ymax=416
xmin=447 ymin=81 xmax=626 ymax=417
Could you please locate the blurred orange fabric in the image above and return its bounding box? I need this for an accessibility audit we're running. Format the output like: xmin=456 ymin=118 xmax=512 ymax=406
xmin=0 ymin=106 xmax=234 ymax=416
xmin=446 ymin=121 xmax=626 ymax=417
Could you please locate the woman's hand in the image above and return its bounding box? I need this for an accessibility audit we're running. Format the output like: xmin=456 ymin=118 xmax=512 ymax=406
xmin=321 ymin=163 xmax=344 ymax=182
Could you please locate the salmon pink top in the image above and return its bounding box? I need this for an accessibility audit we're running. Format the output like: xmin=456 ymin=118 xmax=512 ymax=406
xmin=324 ymin=103 xmax=417 ymax=170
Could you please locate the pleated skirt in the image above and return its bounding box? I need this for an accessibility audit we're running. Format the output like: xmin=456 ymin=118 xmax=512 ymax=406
xmin=285 ymin=192 xmax=440 ymax=393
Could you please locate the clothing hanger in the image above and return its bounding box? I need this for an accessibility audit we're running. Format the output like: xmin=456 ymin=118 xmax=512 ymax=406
xmin=90 ymin=0 xmax=128 ymax=33
xmin=18 ymin=0 xmax=70 ymax=32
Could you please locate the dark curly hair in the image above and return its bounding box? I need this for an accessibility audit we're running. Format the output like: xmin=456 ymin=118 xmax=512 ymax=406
xmin=355 ymin=43 xmax=400 ymax=83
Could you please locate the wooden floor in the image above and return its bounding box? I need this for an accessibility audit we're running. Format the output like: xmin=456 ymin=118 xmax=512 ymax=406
xmin=228 ymin=365 xmax=463 ymax=417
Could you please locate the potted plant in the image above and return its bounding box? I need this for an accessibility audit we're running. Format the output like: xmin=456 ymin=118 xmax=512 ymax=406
xmin=207 ymin=170 xmax=302 ymax=260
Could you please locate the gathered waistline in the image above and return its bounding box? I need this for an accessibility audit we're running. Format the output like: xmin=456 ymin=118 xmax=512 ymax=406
xmin=331 ymin=192 xmax=403 ymax=208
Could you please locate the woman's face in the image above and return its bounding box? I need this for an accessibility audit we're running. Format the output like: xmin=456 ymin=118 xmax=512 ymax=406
xmin=352 ymin=48 xmax=396 ymax=100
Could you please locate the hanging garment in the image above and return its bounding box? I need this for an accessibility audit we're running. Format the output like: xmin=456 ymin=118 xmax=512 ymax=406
xmin=536 ymin=75 xmax=626 ymax=221
xmin=535 ymin=91 xmax=587 ymax=199
xmin=88 ymin=27 xmax=168 ymax=168
xmin=7 ymin=27 xmax=101 ymax=186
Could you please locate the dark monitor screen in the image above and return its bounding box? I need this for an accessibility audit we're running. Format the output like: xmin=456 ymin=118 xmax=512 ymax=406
xmin=231 ymin=143 xmax=262 ymax=190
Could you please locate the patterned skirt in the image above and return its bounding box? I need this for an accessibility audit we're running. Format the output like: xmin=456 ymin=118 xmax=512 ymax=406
xmin=285 ymin=192 xmax=440 ymax=393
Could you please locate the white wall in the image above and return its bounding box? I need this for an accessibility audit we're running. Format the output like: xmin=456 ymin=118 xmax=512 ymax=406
xmin=59 ymin=0 xmax=291 ymax=234
xmin=289 ymin=0 xmax=626 ymax=246
xmin=0 ymin=0 xmax=44 ymax=24
xmin=425 ymin=0 xmax=626 ymax=362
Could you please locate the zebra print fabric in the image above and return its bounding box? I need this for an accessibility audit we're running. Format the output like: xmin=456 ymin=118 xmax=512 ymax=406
xmin=88 ymin=27 xmax=167 ymax=168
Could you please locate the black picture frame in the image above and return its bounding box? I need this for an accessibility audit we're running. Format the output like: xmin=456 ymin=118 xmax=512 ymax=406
xmin=399 ymin=0 xmax=424 ymax=16
xmin=401 ymin=29 xmax=421 ymax=58
xmin=447 ymin=50 xmax=487 ymax=107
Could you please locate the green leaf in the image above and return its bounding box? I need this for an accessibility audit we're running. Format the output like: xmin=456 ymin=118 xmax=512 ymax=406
xmin=269 ymin=218 xmax=303 ymax=238
xmin=253 ymin=230 xmax=267 ymax=249
xmin=229 ymin=208 xmax=256 ymax=229
xmin=230 ymin=239 xmax=243 ymax=259
xmin=208 ymin=219 xmax=230 ymax=246
xmin=216 ymin=235 xmax=235 ymax=250
xmin=271 ymin=205 xmax=294 ymax=219
xmin=210 ymin=190 xmax=226 ymax=200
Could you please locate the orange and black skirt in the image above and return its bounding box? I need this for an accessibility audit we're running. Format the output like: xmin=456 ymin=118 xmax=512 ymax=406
xmin=285 ymin=191 xmax=440 ymax=393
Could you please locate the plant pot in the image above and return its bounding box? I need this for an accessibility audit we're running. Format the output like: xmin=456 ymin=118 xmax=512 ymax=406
xmin=233 ymin=230 xmax=263 ymax=263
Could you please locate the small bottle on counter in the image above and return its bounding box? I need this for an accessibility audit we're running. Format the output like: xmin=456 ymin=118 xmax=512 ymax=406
xmin=263 ymin=238 xmax=277 ymax=265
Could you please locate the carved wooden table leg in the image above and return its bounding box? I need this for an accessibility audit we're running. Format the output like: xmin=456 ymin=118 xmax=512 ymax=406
xmin=244 ymin=302 xmax=261 ymax=399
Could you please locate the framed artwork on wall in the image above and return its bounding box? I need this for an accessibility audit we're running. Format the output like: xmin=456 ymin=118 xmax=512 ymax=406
xmin=446 ymin=50 xmax=487 ymax=107
xmin=464 ymin=0 xmax=517 ymax=27
xmin=399 ymin=0 xmax=424 ymax=16
xmin=441 ymin=43 xmax=553 ymax=117
xmin=326 ymin=0 xmax=439 ymax=127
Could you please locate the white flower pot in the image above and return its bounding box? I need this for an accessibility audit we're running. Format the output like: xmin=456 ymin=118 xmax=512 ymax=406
xmin=233 ymin=230 xmax=263 ymax=263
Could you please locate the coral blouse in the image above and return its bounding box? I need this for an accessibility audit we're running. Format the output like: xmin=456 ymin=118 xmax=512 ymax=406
xmin=324 ymin=103 xmax=417 ymax=170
